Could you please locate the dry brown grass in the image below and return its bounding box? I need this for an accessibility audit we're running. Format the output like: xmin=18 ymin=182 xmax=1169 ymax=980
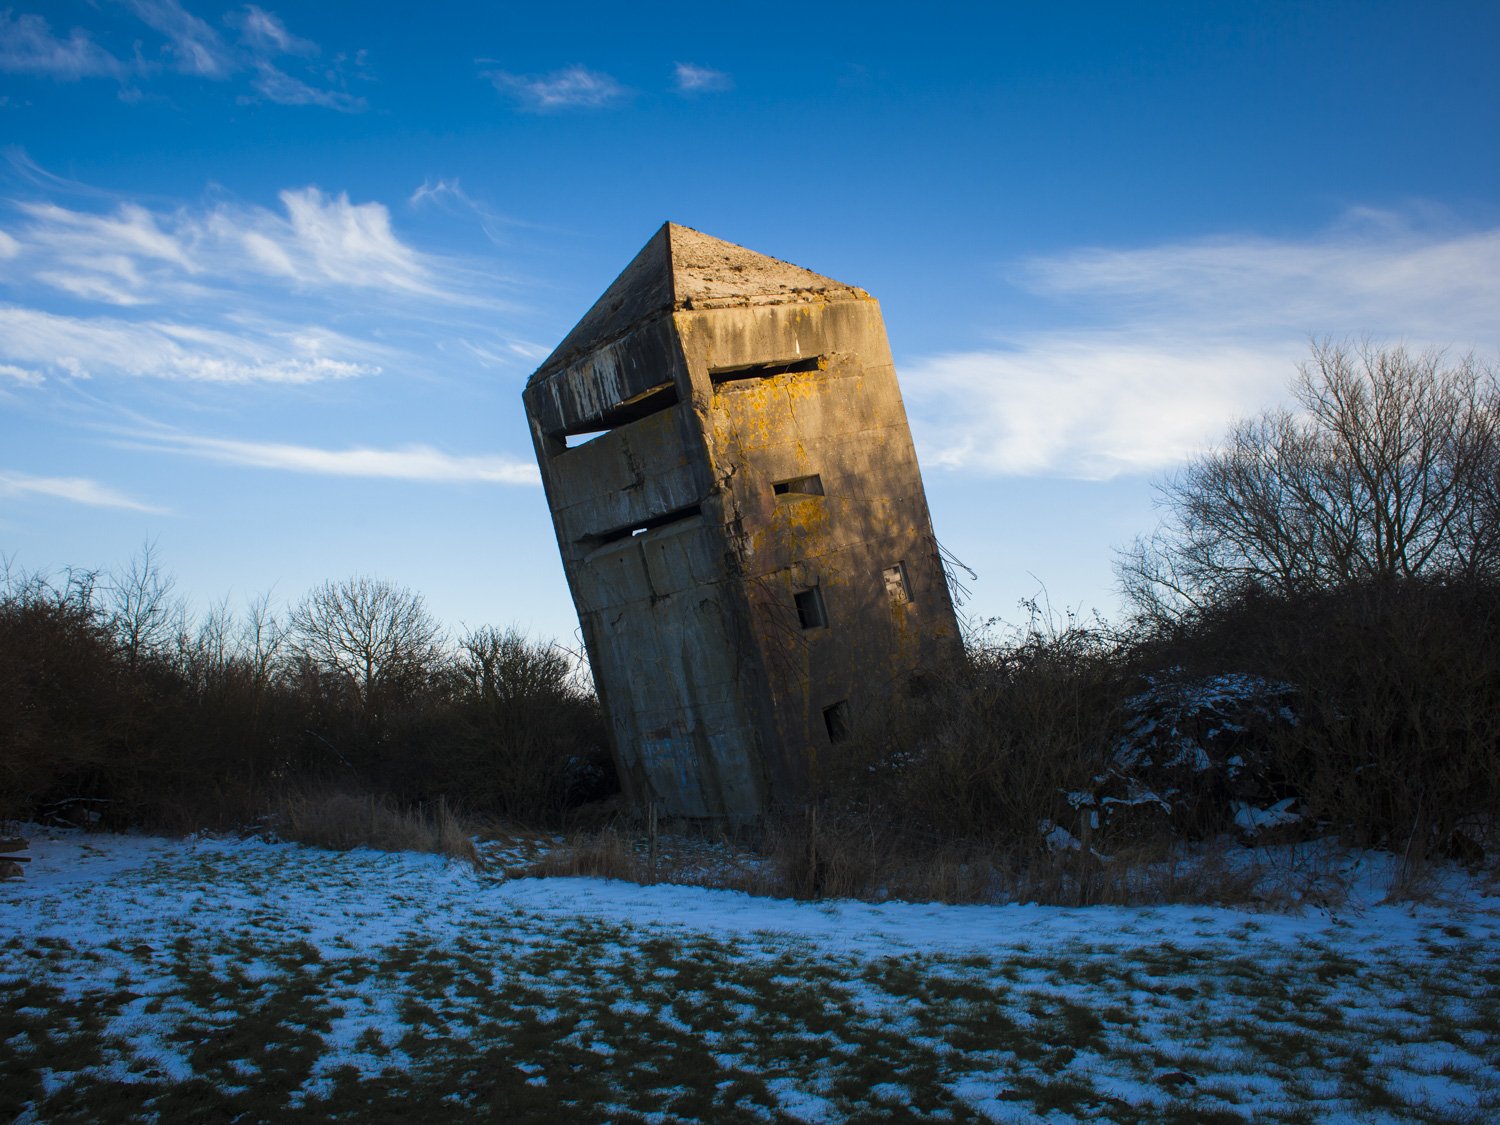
xmin=524 ymin=814 xmax=1284 ymax=908
xmin=523 ymin=824 xmax=781 ymax=895
xmin=272 ymin=788 xmax=481 ymax=868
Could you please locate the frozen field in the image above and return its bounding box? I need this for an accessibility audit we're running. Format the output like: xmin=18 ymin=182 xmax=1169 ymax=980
xmin=2 ymin=829 xmax=1497 ymax=1122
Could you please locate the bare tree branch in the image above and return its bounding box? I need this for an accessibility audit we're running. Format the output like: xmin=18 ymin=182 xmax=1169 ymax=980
xmin=1121 ymin=341 xmax=1500 ymax=621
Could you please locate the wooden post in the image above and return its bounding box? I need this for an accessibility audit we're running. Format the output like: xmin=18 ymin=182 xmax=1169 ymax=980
xmin=647 ymin=799 xmax=659 ymax=883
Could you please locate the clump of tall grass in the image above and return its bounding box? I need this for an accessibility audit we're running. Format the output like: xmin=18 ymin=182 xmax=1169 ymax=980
xmin=272 ymin=788 xmax=481 ymax=868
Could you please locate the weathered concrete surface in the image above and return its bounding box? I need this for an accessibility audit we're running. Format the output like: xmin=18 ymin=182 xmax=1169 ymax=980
xmin=525 ymin=223 xmax=961 ymax=821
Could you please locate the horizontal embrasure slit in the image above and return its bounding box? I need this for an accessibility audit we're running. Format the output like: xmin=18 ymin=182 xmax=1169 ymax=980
xmin=581 ymin=503 xmax=703 ymax=548
xmin=555 ymin=381 xmax=680 ymax=449
xmin=709 ymin=356 xmax=823 ymax=385
xmin=774 ymin=473 xmax=824 ymax=498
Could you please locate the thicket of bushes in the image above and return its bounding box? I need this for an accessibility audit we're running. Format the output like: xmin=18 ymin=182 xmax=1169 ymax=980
xmin=0 ymin=559 xmax=611 ymax=836
xmin=816 ymin=576 xmax=1500 ymax=876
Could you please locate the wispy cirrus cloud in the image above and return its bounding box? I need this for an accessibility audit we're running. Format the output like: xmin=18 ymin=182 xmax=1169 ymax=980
xmin=0 ymin=362 xmax=44 ymax=386
xmin=0 ymin=306 xmax=381 ymax=384
xmin=5 ymin=183 xmax=460 ymax=308
xmin=673 ymin=62 xmax=731 ymax=94
xmin=247 ymin=61 xmax=363 ymax=111
xmin=0 ymin=1 xmax=365 ymax=110
xmin=409 ymin=177 xmax=522 ymax=247
xmin=125 ymin=0 xmax=231 ymax=77
xmin=0 ymin=469 xmax=164 ymax=512
xmin=249 ymin=187 xmax=431 ymax=293
xmin=906 ymin=209 xmax=1500 ymax=481
xmin=131 ymin=430 xmax=540 ymax=484
xmin=227 ymin=5 xmax=315 ymax=57
xmin=0 ymin=11 xmax=128 ymax=80
xmin=0 ymin=158 xmax=524 ymax=397
xmin=483 ymin=64 xmax=626 ymax=111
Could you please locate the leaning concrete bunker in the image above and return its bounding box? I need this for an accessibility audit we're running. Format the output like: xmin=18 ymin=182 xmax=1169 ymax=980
xmin=524 ymin=223 xmax=961 ymax=821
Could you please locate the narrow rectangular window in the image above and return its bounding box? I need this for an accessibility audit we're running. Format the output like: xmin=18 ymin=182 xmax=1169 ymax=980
xmin=710 ymin=356 xmax=823 ymax=385
xmin=883 ymin=563 xmax=911 ymax=605
xmin=773 ymin=474 xmax=824 ymax=498
xmin=580 ymin=503 xmax=702 ymax=548
xmin=823 ymin=700 xmax=851 ymax=743
xmin=554 ymin=381 xmax=680 ymax=449
xmin=794 ymin=586 xmax=828 ymax=630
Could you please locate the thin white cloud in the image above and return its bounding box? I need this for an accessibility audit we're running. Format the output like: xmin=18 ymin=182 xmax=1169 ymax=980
xmin=136 ymin=431 xmax=540 ymax=484
xmin=7 ymin=187 xmax=449 ymax=304
xmin=20 ymin=200 xmax=195 ymax=271
xmin=1 ymin=2 xmax=361 ymax=109
xmin=906 ymin=210 xmax=1500 ymax=480
xmin=485 ymin=65 xmax=625 ymax=111
xmin=907 ymin=338 xmax=1289 ymax=480
xmin=126 ymin=0 xmax=231 ymax=77
xmin=1023 ymin=215 xmax=1500 ymax=341
xmin=248 ymin=61 xmax=364 ymax=111
xmin=261 ymin=187 xmax=427 ymax=291
xmin=0 ymin=11 xmax=127 ymax=79
xmin=0 ymin=362 xmax=43 ymax=386
xmin=0 ymin=469 xmax=164 ymax=512
xmin=408 ymin=177 xmax=518 ymax=245
xmin=673 ymin=62 xmax=731 ymax=94
xmin=229 ymin=5 xmax=315 ymax=56
xmin=0 ymin=305 xmax=380 ymax=384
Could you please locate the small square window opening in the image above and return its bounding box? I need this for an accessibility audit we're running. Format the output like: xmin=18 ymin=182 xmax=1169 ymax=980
xmin=883 ymin=563 xmax=911 ymax=605
xmin=773 ymin=474 xmax=824 ymax=498
xmin=794 ymin=587 xmax=828 ymax=630
xmin=823 ymin=700 xmax=851 ymax=743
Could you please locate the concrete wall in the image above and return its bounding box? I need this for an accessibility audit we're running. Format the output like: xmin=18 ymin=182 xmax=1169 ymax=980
xmin=676 ymin=299 xmax=961 ymax=796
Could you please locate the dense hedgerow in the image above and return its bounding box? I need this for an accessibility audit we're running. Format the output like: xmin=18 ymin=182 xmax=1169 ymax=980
xmin=0 ymin=560 xmax=611 ymax=832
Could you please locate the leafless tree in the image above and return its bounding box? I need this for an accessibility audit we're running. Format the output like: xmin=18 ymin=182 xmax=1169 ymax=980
xmin=107 ymin=541 xmax=184 ymax=668
xmin=288 ymin=577 xmax=446 ymax=705
xmin=459 ymin=626 xmax=581 ymax=708
xmin=239 ymin=590 xmax=286 ymax=692
xmin=1121 ymin=340 xmax=1500 ymax=620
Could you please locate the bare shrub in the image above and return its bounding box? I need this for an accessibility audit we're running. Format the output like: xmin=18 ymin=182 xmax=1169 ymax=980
xmin=829 ymin=605 xmax=1127 ymax=852
xmin=1261 ymin=580 xmax=1500 ymax=855
xmin=0 ymin=564 xmax=126 ymax=819
xmin=446 ymin=627 xmax=611 ymax=824
xmin=1138 ymin=578 xmax=1500 ymax=861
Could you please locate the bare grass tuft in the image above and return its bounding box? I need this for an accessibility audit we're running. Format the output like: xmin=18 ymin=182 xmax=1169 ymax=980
xmin=272 ymin=788 xmax=481 ymax=868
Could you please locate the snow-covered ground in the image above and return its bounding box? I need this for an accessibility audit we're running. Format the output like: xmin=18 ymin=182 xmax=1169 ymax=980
xmin=3 ymin=829 xmax=1497 ymax=1123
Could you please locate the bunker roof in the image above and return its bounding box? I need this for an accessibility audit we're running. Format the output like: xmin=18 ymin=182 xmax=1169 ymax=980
xmin=530 ymin=223 xmax=868 ymax=382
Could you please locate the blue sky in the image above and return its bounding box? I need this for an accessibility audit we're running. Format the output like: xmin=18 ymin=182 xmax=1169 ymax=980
xmin=2 ymin=0 xmax=1498 ymax=644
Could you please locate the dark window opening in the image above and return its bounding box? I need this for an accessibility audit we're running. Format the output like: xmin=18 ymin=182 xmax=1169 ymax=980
xmin=794 ymin=586 xmax=828 ymax=630
xmin=883 ymin=562 xmax=911 ymax=605
xmin=710 ymin=356 xmax=823 ymax=385
xmin=554 ymin=381 xmax=680 ymax=449
xmin=773 ymin=473 xmax=824 ymax=498
xmin=823 ymin=700 xmax=851 ymax=743
xmin=581 ymin=503 xmax=702 ymax=548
